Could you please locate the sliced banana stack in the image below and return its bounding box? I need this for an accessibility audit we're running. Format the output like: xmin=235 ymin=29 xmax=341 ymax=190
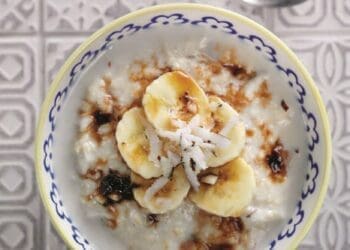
xmin=116 ymin=107 xmax=162 ymax=179
xmin=142 ymin=71 xmax=211 ymax=131
xmin=132 ymin=166 xmax=190 ymax=214
xmin=206 ymin=96 xmax=246 ymax=167
xmin=189 ymin=157 xmax=256 ymax=217
xmin=115 ymin=70 xmax=255 ymax=217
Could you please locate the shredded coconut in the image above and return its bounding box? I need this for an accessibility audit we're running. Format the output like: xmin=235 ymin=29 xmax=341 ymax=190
xmin=160 ymin=157 xmax=173 ymax=178
xmin=182 ymin=153 xmax=200 ymax=191
xmin=220 ymin=115 xmax=240 ymax=137
xmin=144 ymin=177 xmax=169 ymax=202
xmin=141 ymin=116 xmax=162 ymax=168
xmin=192 ymin=127 xmax=230 ymax=148
xmin=145 ymin=126 xmax=162 ymax=167
xmin=157 ymin=115 xmax=231 ymax=189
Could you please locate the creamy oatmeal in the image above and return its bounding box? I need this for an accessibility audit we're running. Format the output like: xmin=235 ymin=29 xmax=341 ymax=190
xmin=75 ymin=46 xmax=299 ymax=250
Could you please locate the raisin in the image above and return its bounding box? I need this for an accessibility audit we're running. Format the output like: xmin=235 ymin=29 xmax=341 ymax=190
xmin=267 ymin=150 xmax=283 ymax=173
xmin=264 ymin=140 xmax=289 ymax=182
xmin=281 ymin=99 xmax=289 ymax=111
xmin=93 ymin=110 xmax=112 ymax=126
xmin=99 ymin=173 xmax=133 ymax=201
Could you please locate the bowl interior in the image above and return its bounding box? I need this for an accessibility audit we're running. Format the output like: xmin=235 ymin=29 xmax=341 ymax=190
xmin=37 ymin=5 xmax=330 ymax=250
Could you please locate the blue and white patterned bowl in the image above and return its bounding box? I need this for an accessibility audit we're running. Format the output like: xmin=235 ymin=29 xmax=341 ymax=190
xmin=35 ymin=3 xmax=331 ymax=249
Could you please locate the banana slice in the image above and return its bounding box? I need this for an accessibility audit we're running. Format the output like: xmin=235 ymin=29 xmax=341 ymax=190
xmin=189 ymin=157 xmax=255 ymax=217
xmin=116 ymin=107 xmax=162 ymax=179
xmin=132 ymin=166 xmax=190 ymax=214
xmin=207 ymin=96 xmax=246 ymax=167
xmin=143 ymin=71 xmax=210 ymax=131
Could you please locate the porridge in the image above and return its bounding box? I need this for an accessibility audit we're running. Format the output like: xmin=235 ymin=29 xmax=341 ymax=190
xmin=75 ymin=45 xmax=300 ymax=250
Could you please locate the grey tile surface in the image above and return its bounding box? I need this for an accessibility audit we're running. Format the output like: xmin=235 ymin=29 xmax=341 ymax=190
xmin=0 ymin=0 xmax=348 ymax=249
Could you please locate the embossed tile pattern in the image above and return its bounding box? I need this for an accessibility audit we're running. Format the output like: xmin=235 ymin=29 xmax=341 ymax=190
xmin=0 ymin=0 xmax=39 ymax=33
xmin=0 ymin=0 xmax=348 ymax=249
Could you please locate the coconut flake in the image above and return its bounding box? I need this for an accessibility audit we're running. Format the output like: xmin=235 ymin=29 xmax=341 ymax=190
xmin=200 ymin=175 xmax=218 ymax=185
xmin=97 ymin=123 xmax=112 ymax=135
xmin=156 ymin=114 xmax=234 ymax=189
xmin=167 ymin=151 xmax=181 ymax=165
xmin=188 ymin=114 xmax=201 ymax=128
xmin=190 ymin=145 xmax=207 ymax=170
xmin=182 ymin=153 xmax=200 ymax=191
xmin=171 ymin=119 xmax=186 ymax=128
xmin=192 ymin=127 xmax=230 ymax=148
xmin=158 ymin=129 xmax=181 ymax=142
xmin=80 ymin=116 xmax=93 ymax=131
xmin=220 ymin=115 xmax=239 ymax=137
xmin=144 ymin=177 xmax=169 ymax=202
xmin=143 ymin=119 xmax=162 ymax=167
xmin=160 ymin=157 xmax=173 ymax=177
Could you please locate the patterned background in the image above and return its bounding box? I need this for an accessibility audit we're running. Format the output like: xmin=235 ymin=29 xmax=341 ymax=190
xmin=0 ymin=0 xmax=348 ymax=249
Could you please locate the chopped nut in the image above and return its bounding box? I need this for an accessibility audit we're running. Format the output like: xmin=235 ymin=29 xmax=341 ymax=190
xmin=187 ymin=102 xmax=198 ymax=113
xmin=83 ymin=169 xmax=103 ymax=181
xmin=108 ymin=193 xmax=121 ymax=202
xmin=94 ymin=194 xmax=106 ymax=205
xmin=106 ymin=219 xmax=117 ymax=229
xmin=200 ymin=174 xmax=218 ymax=185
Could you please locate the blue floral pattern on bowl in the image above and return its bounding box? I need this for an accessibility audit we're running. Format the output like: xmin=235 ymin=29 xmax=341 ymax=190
xmin=40 ymin=11 xmax=321 ymax=250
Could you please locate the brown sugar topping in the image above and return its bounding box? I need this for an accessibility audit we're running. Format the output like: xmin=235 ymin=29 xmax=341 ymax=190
xmin=208 ymin=61 xmax=222 ymax=75
xmin=223 ymin=64 xmax=256 ymax=81
xmin=218 ymin=217 xmax=244 ymax=235
xmin=218 ymin=49 xmax=238 ymax=66
xmin=258 ymin=123 xmax=272 ymax=145
xmin=255 ymin=81 xmax=272 ymax=107
xmin=209 ymin=243 xmax=235 ymax=250
xmin=218 ymin=85 xmax=250 ymax=112
xmin=190 ymin=210 xmax=247 ymax=248
xmin=217 ymin=48 xmax=256 ymax=81
xmin=180 ymin=239 xmax=236 ymax=250
xmin=106 ymin=205 xmax=119 ymax=229
xmin=180 ymin=238 xmax=209 ymax=250
xmin=179 ymin=91 xmax=198 ymax=115
xmin=246 ymin=129 xmax=254 ymax=137
xmin=129 ymin=57 xmax=172 ymax=103
xmin=106 ymin=218 xmax=117 ymax=229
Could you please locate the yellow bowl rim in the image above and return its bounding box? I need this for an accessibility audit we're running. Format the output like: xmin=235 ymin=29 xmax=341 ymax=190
xmin=35 ymin=3 xmax=332 ymax=249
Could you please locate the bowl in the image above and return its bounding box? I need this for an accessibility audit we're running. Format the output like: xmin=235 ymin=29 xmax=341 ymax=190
xmin=35 ymin=3 xmax=331 ymax=250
